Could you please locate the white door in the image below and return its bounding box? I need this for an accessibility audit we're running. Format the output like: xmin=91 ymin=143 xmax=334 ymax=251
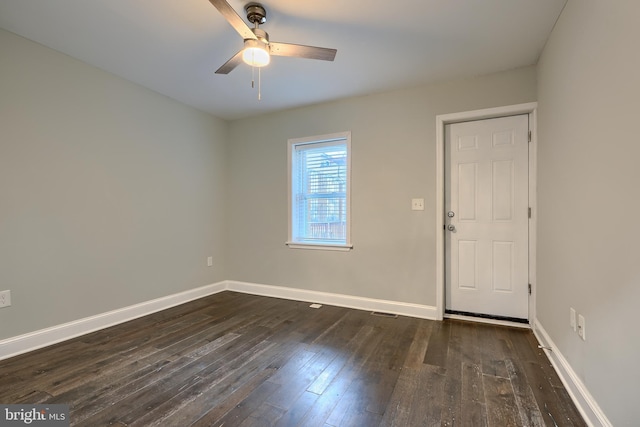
xmin=445 ymin=114 xmax=529 ymax=320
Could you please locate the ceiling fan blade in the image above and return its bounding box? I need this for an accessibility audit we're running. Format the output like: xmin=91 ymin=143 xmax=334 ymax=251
xmin=269 ymin=42 xmax=337 ymax=61
xmin=208 ymin=0 xmax=256 ymax=40
xmin=215 ymin=50 xmax=244 ymax=74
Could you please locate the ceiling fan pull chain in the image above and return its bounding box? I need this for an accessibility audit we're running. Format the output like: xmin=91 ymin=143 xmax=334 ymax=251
xmin=258 ymin=67 xmax=262 ymax=101
xmin=251 ymin=64 xmax=255 ymax=89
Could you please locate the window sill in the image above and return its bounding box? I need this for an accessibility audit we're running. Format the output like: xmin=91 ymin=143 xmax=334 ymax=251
xmin=285 ymin=242 xmax=353 ymax=252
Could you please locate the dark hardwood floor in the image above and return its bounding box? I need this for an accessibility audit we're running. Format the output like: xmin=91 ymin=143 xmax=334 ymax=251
xmin=0 ymin=291 xmax=585 ymax=426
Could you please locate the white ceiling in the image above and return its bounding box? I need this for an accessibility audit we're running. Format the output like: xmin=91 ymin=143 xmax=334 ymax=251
xmin=0 ymin=0 xmax=566 ymax=120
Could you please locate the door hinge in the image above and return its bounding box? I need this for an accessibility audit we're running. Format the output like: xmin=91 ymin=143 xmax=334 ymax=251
xmin=528 ymin=207 xmax=532 ymax=218
xmin=528 ymin=283 xmax=532 ymax=295
xmin=528 ymin=130 xmax=532 ymax=142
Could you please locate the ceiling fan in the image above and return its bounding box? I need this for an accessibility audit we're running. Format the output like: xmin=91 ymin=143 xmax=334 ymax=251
xmin=209 ymin=0 xmax=337 ymax=74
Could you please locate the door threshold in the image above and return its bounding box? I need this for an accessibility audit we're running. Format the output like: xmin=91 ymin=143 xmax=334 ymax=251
xmin=445 ymin=310 xmax=530 ymax=329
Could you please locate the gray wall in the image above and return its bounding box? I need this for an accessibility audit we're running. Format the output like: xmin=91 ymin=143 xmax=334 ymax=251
xmin=226 ymin=67 xmax=536 ymax=306
xmin=0 ymin=29 xmax=229 ymax=340
xmin=537 ymin=1 xmax=640 ymax=425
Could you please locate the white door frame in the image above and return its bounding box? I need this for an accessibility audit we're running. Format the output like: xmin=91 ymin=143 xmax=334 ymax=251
xmin=435 ymin=102 xmax=538 ymax=325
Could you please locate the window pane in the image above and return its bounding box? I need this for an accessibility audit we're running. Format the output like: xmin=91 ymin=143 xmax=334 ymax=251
xmin=291 ymin=138 xmax=349 ymax=245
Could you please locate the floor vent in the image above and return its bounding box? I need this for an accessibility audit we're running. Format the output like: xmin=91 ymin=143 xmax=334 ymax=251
xmin=371 ymin=311 xmax=398 ymax=318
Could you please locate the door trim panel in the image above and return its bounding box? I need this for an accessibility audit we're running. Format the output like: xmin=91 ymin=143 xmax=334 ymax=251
xmin=435 ymin=102 xmax=538 ymax=325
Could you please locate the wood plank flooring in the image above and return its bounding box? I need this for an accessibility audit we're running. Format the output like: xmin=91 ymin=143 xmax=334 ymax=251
xmin=0 ymin=291 xmax=586 ymax=426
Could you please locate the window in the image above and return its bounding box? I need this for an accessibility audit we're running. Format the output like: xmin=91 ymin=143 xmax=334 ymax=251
xmin=287 ymin=132 xmax=352 ymax=250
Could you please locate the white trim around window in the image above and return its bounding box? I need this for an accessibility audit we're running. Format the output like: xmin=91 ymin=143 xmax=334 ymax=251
xmin=286 ymin=131 xmax=352 ymax=251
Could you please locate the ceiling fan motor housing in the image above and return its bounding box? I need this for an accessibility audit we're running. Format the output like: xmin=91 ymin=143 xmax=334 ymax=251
xmin=251 ymin=28 xmax=269 ymax=43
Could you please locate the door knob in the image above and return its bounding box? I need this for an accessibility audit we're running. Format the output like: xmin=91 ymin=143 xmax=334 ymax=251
xmin=447 ymin=224 xmax=456 ymax=232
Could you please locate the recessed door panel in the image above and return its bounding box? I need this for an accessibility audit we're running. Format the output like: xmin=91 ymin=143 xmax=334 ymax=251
xmin=492 ymin=241 xmax=514 ymax=292
xmin=458 ymin=135 xmax=478 ymax=151
xmin=492 ymin=130 xmax=515 ymax=147
xmin=458 ymin=240 xmax=478 ymax=289
xmin=492 ymin=160 xmax=514 ymax=221
xmin=458 ymin=163 xmax=477 ymax=221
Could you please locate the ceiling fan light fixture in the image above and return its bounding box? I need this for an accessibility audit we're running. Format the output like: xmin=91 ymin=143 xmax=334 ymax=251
xmin=242 ymin=39 xmax=270 ymax=67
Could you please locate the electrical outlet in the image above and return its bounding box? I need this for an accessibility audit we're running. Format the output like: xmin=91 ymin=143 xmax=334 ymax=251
xmin=0 ymin=290 xmax=11 ymax=308
xmin=577 ymin=314 xmax=586 ymax=341
xmin=570 ymin=307 xmax=576 ymax=331
xmin=411 ymin=198 xmax=425 ymax=211
xmin=207 ymin=256 xmax=213 ymax=267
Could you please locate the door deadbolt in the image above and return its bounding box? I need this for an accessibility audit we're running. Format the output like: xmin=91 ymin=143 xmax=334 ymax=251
xmin=447 ymin=211 xmax=455 ymax=218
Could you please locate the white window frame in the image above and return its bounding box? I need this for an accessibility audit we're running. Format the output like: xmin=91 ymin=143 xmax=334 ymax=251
xmin=286 ymin=131 xmax=352 ymax=251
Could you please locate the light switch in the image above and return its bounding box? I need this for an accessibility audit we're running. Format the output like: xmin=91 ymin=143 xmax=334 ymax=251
xmin=411 ymin=198 xmax=425 ymax=211
xmin=578 ymin=314 xmax=586 ymax=341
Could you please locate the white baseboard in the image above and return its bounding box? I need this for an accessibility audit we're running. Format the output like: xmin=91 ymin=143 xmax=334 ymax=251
xmin=0 ymin=281 xmax=227 ymax=361
xmin=533 ymin=320 xmax=612 ymax=427
xmin=0 ymin=280 xmax=438 ymax=361
xmin=226 ymin=280 xmax=438 ymax=320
